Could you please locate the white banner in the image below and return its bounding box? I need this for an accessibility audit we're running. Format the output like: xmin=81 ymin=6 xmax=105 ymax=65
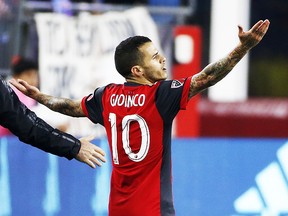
xmin=208 ymin=0 xmax=250 ymax=102
xmin=35 ymin=7 xmax=161 ymax=136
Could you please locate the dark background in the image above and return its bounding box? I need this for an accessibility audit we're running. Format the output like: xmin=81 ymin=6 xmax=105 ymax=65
xmin=192 ymin=0 xmax=288 ymax=97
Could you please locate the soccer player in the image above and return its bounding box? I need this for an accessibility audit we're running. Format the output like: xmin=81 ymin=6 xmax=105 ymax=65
xmin=0 ymin=77 xmax=105 ymax=169
xmin=11 ymin=19 xmax=270 ymax=215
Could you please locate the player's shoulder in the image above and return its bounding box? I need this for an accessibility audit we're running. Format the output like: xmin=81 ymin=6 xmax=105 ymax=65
xmin=96 ymin=83 xmax=123 ymax=92
xmin=158 ymin=78 xmax=187 ymax=89
xmin=98 ymin=83 xmax=124 ymax=95
xmin=106 ymin=83 xmax=124 ymax=89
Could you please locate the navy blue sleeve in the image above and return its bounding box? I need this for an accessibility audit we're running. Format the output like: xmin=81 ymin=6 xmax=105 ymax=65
xmin=82 ymin=86 xmax=105 ymax=125
xmin=155 ymin=79 xmax=190 ymax=122
xmin=0 ymin=78 xmax=80 ymax=160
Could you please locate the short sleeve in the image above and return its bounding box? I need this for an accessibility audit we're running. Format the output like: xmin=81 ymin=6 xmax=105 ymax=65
xmin=81 ymin=86 xmax=105 ymax=125
xmin=155 ymin=77 xmax=191 ymax=121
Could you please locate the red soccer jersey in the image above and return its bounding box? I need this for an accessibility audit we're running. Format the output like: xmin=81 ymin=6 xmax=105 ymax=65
xmin=82 ymin=78 xmax=191 ymax=216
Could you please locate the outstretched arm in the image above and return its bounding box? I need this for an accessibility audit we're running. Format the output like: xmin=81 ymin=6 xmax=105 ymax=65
xmin=1 ymin=78 xmax=105 ymax=168
xmin=9 ymin=79 xmax=85 ymax=117
xmin=188 ymin=19 xmax=270 ymax=99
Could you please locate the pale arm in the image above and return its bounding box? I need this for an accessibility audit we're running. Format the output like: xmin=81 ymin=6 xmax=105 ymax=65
xmin=188 ymin=19 xmax=270 ymax=99
xmin=76 ymin=135 xmax=106 ymax=169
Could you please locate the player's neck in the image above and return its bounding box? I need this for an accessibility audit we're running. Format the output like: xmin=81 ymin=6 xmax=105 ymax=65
xmin=125 ymin=77 xmax=154 ymax=85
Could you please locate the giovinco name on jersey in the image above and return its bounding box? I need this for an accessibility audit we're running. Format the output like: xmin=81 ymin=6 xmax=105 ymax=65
xmin=110 ymin=94 xmax=146 ymax=108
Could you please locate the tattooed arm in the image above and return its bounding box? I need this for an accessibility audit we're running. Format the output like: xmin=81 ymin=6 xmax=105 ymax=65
xmin=188 ymin=19 xmax=270 ymax=99
xmin=9 ymin=79 xmax=85 ymax=117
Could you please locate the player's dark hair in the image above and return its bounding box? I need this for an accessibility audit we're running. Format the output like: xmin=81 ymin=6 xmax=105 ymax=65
xmin=114 ymin=36 xmax=151 ymax=78
xmin=11 ymin=56 xmax=38 ymax=76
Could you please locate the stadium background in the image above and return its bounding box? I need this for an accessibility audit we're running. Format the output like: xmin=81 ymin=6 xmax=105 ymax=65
xmin=1 ymin=0 xmax=288 ymax=215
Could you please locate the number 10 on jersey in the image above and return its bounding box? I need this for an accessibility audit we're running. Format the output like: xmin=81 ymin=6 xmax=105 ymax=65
xmin=109 ymin=113 xmax=150 ymax=165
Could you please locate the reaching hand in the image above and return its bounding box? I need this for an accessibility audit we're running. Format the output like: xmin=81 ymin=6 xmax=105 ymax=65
xmin=9 ymin=78 xmax=40 ymax=100
xmin=238 ymin=19 xmax=270 ymax=50
xmin=76 ymin=135 xmax=106 ymax=169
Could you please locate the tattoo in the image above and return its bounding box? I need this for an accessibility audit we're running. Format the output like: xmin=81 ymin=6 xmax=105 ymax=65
xmin=188 ymin=45 xmax=248 ymax=99
xmin=37 ymin=94 xmax=85 ymax=117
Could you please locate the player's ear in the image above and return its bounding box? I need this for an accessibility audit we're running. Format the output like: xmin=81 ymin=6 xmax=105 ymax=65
xmin=131 ymin=66 xmax=143 ymax=77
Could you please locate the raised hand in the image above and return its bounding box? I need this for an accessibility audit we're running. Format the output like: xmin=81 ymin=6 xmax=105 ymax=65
xmin=189 ymin=19 xmax=270 ymax=98
xmin=238 ymin=19 xmax=270 ymax=50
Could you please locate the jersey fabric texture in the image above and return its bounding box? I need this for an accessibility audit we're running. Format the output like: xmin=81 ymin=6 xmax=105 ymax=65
xmin=0 ymin=78 xmax=80 ymax=159
xmin=82 ymin=77 xmax=191 ymax=216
